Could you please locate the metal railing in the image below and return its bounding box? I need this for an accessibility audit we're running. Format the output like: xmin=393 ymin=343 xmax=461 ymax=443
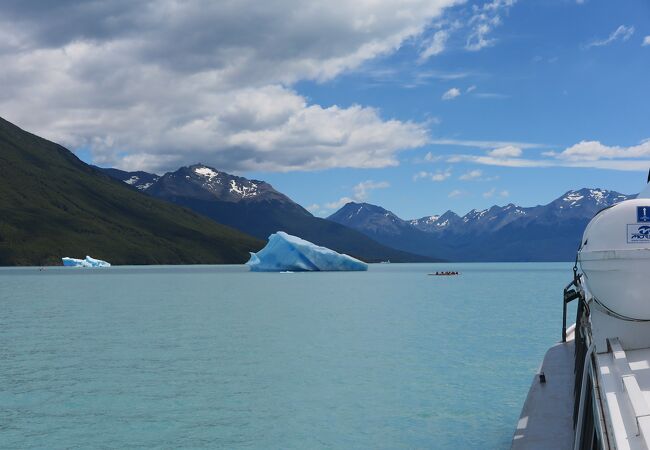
xmin=563 ymin=278 xmax=582 ymax=342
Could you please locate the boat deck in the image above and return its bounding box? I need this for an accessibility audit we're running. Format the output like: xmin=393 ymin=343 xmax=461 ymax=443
xmin=596 ymin=340 xmax=650 ymax=450
xmin=511 ymin=327 xmax=575 ymax=450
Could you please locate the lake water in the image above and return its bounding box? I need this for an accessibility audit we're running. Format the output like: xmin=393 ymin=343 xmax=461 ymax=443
xmin=0 ymin=263 xmax=574 ymax=449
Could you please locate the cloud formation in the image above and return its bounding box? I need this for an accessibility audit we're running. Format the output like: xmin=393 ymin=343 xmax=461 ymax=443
xmin=553 ymin=140 xmax=650 ymax=161
xmin=429 ymin=138 xmax=542 ymax=149
xmin=413 ymin=168 xmax=453 ymax=181
xmin=459 ymin=169 xmax=483 ymax=180
xmin=317 ymin=180 xmax=390 ymax=213
xmin=419 ymin=30 xmax=450 ymax=61
xmin=466 ymin=0 xmax=517 ymax=51
xmin=483 ymin=188 xmax=509 ymax=198
xmin=585 ymin=25 xmax=635 ymax=49
xmin=443 ymin=138 xmax=650 ymax=171
xmin=488 ymin=145 xmax=522 ymax=158
xmin=442 ymin=88 xmax=462 ymax=100
xmin=0 ymin=0 xmax=464 ymax=173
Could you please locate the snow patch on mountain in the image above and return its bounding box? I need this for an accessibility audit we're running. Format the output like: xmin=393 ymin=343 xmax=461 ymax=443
xmin=194 ymin=166 xmax=219 ymax=180
xmin=229 ymin=179 xmax=259 ymax=198
xmin=563 ymin=192 xmax=584 ymax=205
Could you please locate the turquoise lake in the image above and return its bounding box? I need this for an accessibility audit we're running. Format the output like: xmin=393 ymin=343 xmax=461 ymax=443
xmin=0 ymin=263 xmax=574 ymax=449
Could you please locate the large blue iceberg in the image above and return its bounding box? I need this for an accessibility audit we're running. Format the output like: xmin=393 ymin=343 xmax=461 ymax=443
xmin=62 ymin=256 xmax=111 ymax=268
xmin=247 ymin=232 xmax=368 ymax=272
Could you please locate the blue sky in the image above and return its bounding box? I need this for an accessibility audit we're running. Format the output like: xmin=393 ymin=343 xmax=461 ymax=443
xmin=1 ymin=0 xmax=649 ymax=219
xmin=251 ymin=0 xmax=650 ymax=218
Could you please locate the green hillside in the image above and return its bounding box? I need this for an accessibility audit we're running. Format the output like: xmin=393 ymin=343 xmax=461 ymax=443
xmin=0 ymin=117 xmax=264 ymax=265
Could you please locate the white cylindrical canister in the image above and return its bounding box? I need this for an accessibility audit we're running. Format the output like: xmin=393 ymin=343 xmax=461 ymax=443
xmin=579 ymin=197 xmax=650 ymax=320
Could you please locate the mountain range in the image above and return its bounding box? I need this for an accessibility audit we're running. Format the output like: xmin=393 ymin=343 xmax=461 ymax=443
xmin=101 ymin=160 xmax=633 ymax=262
xmin=3 ymin=112 xmax=632 ymax=265
xmin=329 ymin=189 xmax=633 ymax=262
xmin=96 ymin=164 xmax=432 ymax=263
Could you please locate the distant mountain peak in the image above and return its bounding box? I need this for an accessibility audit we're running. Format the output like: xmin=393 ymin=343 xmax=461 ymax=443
xmin=555 ymin=187 xmax=631 ymax=209
xmin=142 ymin=163 xmax=285 ymax=203
xmin=335 ymin=202 xmax=397 ymax=219
xmin=328 ymin=202 xmax=411 ymax=235
xmin=463 ymin=208 xmax=489 ymax=222
xmin=408 ymin=210 xmax=463 ymax=232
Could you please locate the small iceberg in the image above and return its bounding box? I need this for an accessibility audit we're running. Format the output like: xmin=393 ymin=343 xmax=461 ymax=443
xmin=62 ymin=256 xmax=111 ymax=268
xmin=247 ymin=231 xmax=368 ymax=272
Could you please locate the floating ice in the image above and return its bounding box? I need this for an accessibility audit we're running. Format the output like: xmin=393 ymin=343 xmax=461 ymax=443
xmin=247 ymin=231 xmax=368 ymax=272
xmin=62 ymin=256 xmax=111 ymax=268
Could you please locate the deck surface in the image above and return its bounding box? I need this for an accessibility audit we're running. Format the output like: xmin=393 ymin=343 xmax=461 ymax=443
xmin=511 ymin=331 xmax=575 ymax=450
xmin=596 ymin=346 xmax=650 ymax=450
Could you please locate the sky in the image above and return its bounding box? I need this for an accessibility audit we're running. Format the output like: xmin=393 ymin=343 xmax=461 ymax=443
xmin=1 ymin=0 xmax=649 ymax=219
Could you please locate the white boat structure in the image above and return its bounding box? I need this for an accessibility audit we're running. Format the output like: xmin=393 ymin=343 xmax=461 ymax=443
xmin=512 ymin=177 xmax=650 ymax=450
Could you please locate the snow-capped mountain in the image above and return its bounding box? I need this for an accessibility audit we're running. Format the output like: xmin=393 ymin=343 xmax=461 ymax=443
xmin=543 ymin=188 xmax=631 ymax=218
xmin=94 ymin=167 xmax=160 ymax=191
xmin=145 ymin=164 xmax=291 ymax=204
xmin=97 ymin=164 xmax=434 ymax=263
xmin=329 ymin=188 xmax=635 ymax=261
xmin=410 ymin=188 xmax=631 ymax=234
xmin=329 ymin=203 xmax=443 ymax=258
xmin=98 ymin=160 xmax=633 ymax=262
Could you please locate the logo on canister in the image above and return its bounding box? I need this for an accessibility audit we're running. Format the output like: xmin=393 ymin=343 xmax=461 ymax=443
xmin=638 ymin=206 xmax=650 ymax=222
xmin=628 ymin=224 xmax=650 ymax=243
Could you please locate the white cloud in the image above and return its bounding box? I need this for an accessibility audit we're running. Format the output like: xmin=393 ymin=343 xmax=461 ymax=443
xmin=465 ymin=0 xmax=517 ymax=51
xmin=554 ymin=140 xmax=650 ymax=161
xmin=419 ymin=30 xmax=450 ymax=61
xmin=325 ymin=197 xmax=356 ymax=210
xmin=422 ymin=70 xmax=473 ymax=80
xmin=459 ymin=169 xmax=483 ymax=180
xmin=0 ymin=0 xmax=462 ymax=173
xmin=442 ymin=87 xmax=461 ymax=100
xmin=430 ymin=171 xmax=451 ymax=181
xmin=429 ymin=138 xmax=542 ymax=149
xmin=466 ymin=85 xmax=477 ymax=93
xmin=585 ymin=25 xmax=635 ymax=49
xmin=488 ymin=145 xmax=522 ymax=158
xmin=306 ymin=203 xmax=321 ymax=213
xmin=413 ymin=168 xmax=452 ymax=181
xmin=483 ymin=187 xmax=509 ymax=198
xmin=413 ymin=171 xmax=430 ymax=181
xmin=320 ymin=180 xmax=389 ymax=212
xmin=444 ymin=138 xmax=650 ymax=172
xmin=448 ymin=154 xmax=555 ymax=168
xmin=474 ymin=92 xmax=509 ymax=99
xmin=353 ymin=180 xmax=391 ymax=200
xmin=643 ymin=36 xmax=650 ymax=47
xmin=448 ymin=189 xmax=464 ymax=198
xmin=458 ymin=168 xmax=498 ymax=181
xmin=424 ymin=152 xmax=443 ymax=162
xmin=483 ymin=187 xmax=496 ymax=198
